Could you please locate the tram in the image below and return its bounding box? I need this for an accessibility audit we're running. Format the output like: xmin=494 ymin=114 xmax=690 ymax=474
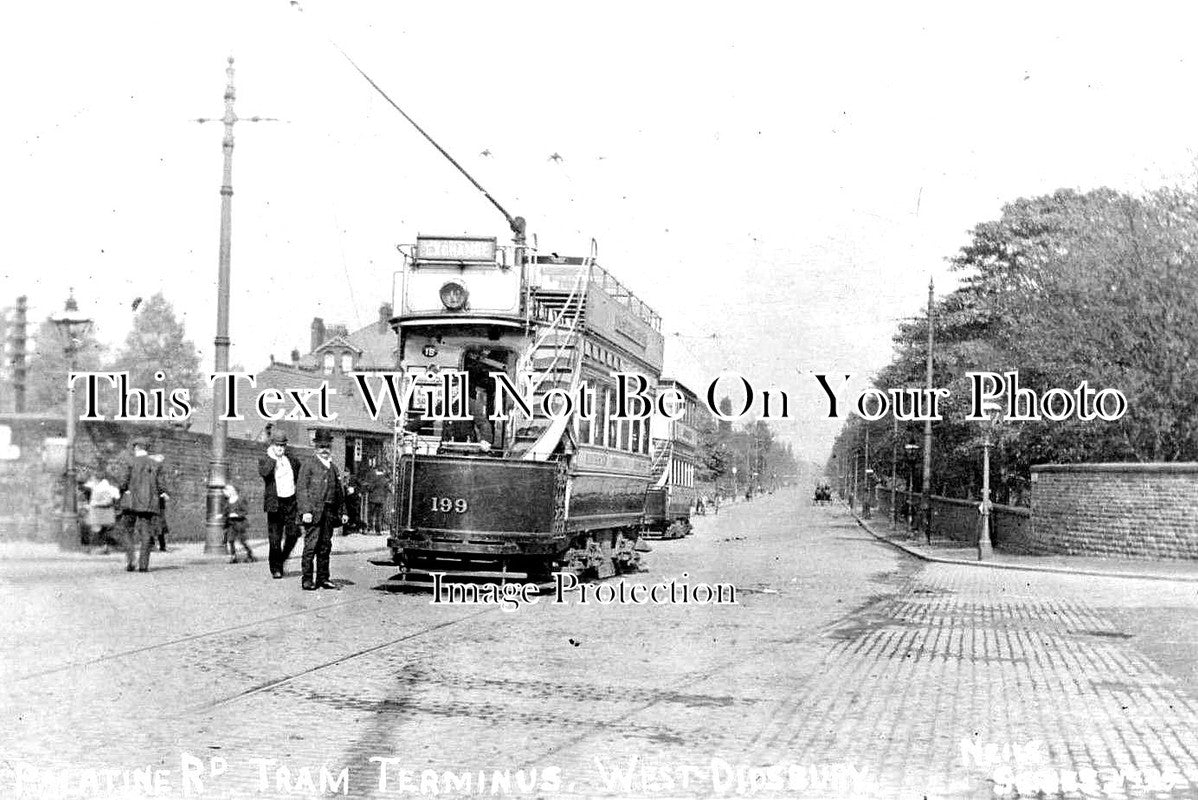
xmin=382 ymin=232 xmax=663 ymax=585
xmin=642 ymin=379 xmax=701 ymax=539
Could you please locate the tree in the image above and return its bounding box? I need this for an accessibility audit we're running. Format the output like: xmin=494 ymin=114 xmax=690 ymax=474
xmin=841 ymin=186 xmax=1198 ymax=505
xmin=25 ymin=317 xmax=107 ymax=413
xmin=109 ymin=293 xmax=203 ymax=408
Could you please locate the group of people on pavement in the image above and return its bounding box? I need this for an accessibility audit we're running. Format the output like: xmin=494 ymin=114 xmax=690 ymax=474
xmin=259 ymin=429 xmax=350 ymax=590
xmin=78 ymin=427 xmax=377 ymax=591
xmin=82 ymin=436 xmax=171 ymax=572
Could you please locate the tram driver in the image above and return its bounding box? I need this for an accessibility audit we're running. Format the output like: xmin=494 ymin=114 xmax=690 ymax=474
xmin=441 ymin=386 xmax=494 ymax=449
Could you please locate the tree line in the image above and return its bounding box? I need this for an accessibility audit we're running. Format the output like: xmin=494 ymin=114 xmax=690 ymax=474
xmin=12 ymin=293 xmax=203 ymax=416
xmin=696 ymin=398 xmax=799 ymax=496
xmin=827 ymin=187 xmax=1198 ymax=505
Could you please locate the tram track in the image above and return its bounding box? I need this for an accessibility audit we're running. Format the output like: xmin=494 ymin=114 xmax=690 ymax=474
xmin=177 ymin=606 xmax=499 ymax=717
xmin=11 ymin=595 xmax=376 ymax=683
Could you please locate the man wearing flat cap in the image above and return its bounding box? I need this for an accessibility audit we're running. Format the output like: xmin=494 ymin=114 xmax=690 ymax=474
xmin=296 ymin=428 xmax=348 ymax=590
xmin=259 ymin=431 xmax=302 ymax=579
xmin=118 ymin=436 xmax=167 ymax=572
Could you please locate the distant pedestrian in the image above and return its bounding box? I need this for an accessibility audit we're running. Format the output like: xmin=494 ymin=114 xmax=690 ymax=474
xmin=118 ymin=436 xmax=168 ymax=572
xmin=150 ymin=454 xmax=170 ymax=551
xmin=223 ymin=484 xmax=255 ymax=563
xmin=296 ymin=429 xmax=348 ymax=591
xmin=259 ymin=432 xmax=301 ymax=579
xmin=84 ymin=471 xmax=120 ymax=553
xmin=364 ymin=459 xmax=388 ymax=534
xmin=343 ymin=470 xmax=361 ymax=535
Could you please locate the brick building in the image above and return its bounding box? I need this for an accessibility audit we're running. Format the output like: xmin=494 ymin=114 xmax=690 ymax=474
xmin=192 ymin=303 xmax=400 ymax=480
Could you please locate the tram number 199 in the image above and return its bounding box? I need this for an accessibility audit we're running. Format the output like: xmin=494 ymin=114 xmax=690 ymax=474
xmin=430 ymin=496 xmax=468 ymax=513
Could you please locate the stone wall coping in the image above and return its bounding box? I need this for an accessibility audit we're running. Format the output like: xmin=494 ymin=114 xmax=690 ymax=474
xmin=886 ymin=489 xmax=1030 ymax=516
xmin=1032 ymin=462 xmax=1198 ymax=475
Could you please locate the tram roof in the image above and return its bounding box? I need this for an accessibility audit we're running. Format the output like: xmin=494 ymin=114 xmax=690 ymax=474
xmin=658 ymin=378 xmax=700 ymax=401
xmin=530 ymin=253 xmax=661 ymax=331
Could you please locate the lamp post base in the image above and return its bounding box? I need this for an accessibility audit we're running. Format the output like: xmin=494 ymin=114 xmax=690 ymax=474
xmin=203 ymin=453 xmax=230 ymax=556
xmin=58 ymin=511 xmax=83 ymax=551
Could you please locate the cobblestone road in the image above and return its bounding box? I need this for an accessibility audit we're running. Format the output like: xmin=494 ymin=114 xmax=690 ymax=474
xmin=2 ymin=490 xmax=1196 ymax=799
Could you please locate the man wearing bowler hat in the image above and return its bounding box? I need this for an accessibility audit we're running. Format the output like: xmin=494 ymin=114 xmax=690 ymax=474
xmin=296 ymin=429 xmax=348 ymax=590
xmin=259 ymin=431 xmax=302 ymax=579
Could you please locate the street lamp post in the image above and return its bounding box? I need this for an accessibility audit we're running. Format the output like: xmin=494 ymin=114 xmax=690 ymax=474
xmin=903 ymin=442 xmax=919 ymax=534
xmin=977 ymin=426 xmax=994 ymax=560
xmin=50 ymin=292 xmax=93 ymax=551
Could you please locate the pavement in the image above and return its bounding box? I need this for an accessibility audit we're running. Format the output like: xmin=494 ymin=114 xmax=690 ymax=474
xmin=851 ymin=507 xmax=1198 ymax=583
xmin=0 ymin=533 xmax=389 ymax=583
xmin=1 ymin=488 xmax=1196 ymax=799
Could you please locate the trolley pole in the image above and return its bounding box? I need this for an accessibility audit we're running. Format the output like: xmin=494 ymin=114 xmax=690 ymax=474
xmin=196 ymin=57 xmax=280 ymax=555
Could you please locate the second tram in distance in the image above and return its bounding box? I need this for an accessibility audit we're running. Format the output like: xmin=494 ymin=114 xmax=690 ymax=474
xmin=643 ymin=379 xmax=703 ymax=539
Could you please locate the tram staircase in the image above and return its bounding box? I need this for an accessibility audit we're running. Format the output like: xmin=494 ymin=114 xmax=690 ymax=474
xmin=649 ymin=440 xmax=672 ymax=489
xmin=511 ymin=272 xmax=589 ymax=460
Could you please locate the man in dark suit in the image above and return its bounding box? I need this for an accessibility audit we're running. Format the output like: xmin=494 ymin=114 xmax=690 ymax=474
xmin=259 ymin=431 xmax=301 ymax=579
xmin=296 ymin=429 xmax=348 ymax=590
xmin=118 ymin=436 xmax=168 ymax=572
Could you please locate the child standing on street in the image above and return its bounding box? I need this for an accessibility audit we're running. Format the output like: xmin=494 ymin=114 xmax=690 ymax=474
xmin=223 ymin=484 xmax=256 ymax=563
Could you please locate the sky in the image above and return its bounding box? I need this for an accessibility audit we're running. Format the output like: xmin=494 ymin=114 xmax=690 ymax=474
xmin=4 ymin=1 xmax=1198 ymax=462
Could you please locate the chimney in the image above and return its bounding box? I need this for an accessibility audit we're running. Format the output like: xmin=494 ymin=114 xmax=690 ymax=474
xmin=378 ymin=302 xmax=393 ymax=333
xmin=310 ymin=317 xmax=325 ymax=352
xmin=290 ymin=348 xmax=300 ymax=364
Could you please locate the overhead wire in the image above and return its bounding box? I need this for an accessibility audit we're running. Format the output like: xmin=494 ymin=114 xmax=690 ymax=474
xmin=286 ymin=1 xmax=522 ymax=237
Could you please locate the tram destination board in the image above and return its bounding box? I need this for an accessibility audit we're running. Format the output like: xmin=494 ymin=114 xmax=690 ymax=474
xmin=415 ymin=235 xmax=497 ymax=263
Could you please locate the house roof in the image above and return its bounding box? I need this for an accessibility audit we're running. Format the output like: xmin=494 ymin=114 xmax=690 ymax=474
xmin=295 ymin=316 xmax=397 ymax=371
xmin=191 ymin=364 xmax=397 ymax=440
xmin=192 ymin=306 xmax=400 ymax=441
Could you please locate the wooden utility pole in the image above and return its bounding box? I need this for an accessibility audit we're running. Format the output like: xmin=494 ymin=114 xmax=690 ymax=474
xmin=890 ymin=415 xmax=897 ymax=528
xmin=921 ymin=278 xmax=934 ymax=544
xmin=196 ymin=57 xmax=280 ymax=555
xmin=11 ymin=296 xmax=27 ymax=412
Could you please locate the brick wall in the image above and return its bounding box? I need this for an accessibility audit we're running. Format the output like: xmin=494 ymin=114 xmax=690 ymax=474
xmin=1029 ymin=463 xmax=1198 ymax=560
xmin=871 ymin=488 xmax=1032 ymax=551
xmin=0 ymin=414 xmax=312 ymax=543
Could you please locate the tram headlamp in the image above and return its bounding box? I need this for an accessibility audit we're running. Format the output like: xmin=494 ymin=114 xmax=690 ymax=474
xmin=439 ymin=281 xmax=468 ymax=311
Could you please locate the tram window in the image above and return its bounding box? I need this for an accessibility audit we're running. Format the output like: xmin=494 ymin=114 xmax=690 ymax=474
xmin=599 ymin=388 xmax=610 ymax=447
xmin=607 ymin=399 xmax=618 ymax=450
xmin=579 ymin=410 xmax=592 ymax=445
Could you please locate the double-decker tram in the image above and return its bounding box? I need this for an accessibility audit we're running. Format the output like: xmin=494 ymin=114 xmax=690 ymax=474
xmin=382 ymin=232 xmax=663 ymax=586
xmin=643 ymin=379 xmax=702 ymax=539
